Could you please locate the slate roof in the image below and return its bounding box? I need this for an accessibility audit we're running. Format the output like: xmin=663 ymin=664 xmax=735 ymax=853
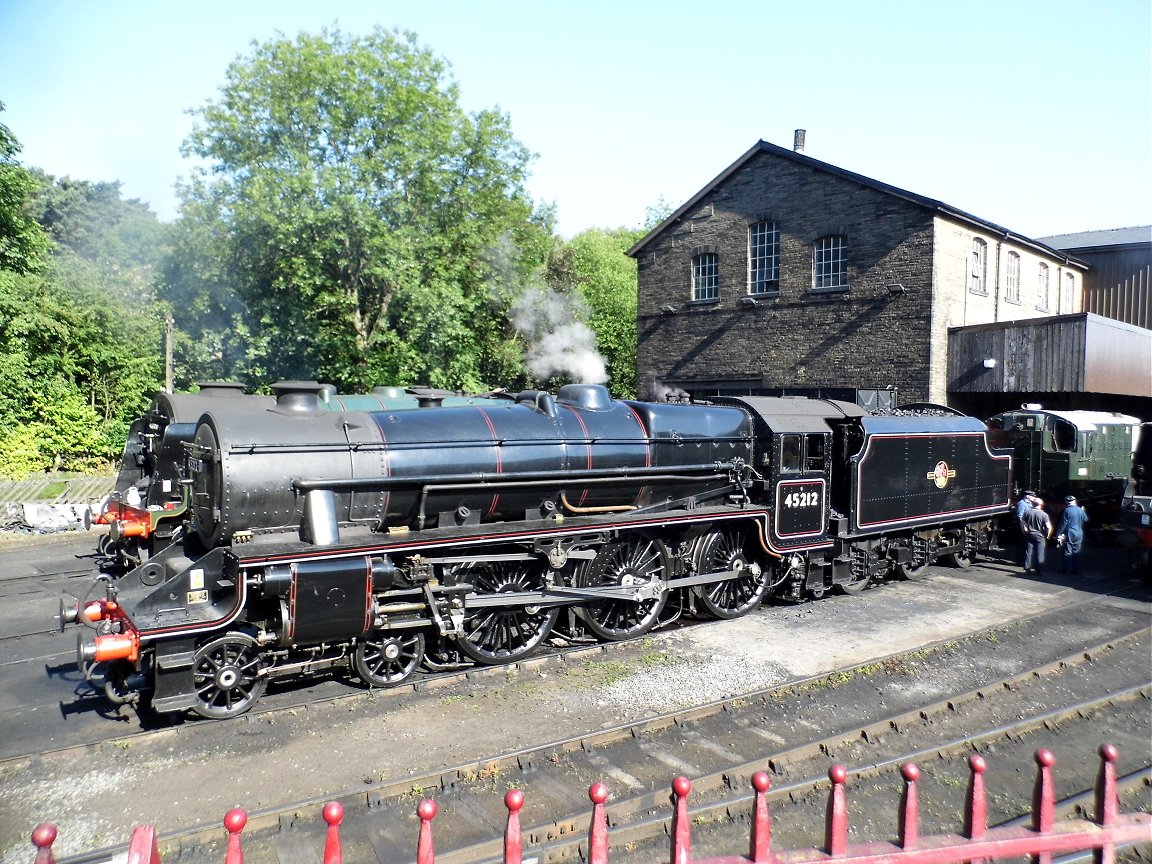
xmin=626 ymin=139 xmax=1088 ymax=267
xmin=1037 ymin=226 xmax=1152 ymax=251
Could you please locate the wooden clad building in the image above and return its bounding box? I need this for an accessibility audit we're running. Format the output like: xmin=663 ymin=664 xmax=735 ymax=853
xmin=947 ymin=313 xmax=1152 ymax=419
xmin=1039 ymin=227 xmax=1151 ymax=331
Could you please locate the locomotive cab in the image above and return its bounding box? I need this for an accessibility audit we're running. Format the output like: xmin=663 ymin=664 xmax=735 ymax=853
xmin=713 ymin=396 xmax=866 ymax=549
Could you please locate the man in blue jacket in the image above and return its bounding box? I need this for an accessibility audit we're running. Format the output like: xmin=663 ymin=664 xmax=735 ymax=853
xmin=1056 ymin=495 xmax=1089 ymax=577
xmin=1014 ymin=490 xmax=1035 ymax=565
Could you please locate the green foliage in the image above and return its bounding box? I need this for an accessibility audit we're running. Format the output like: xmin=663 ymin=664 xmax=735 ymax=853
xmin=0 ymin=153 xmax=167 ymax=476
xmin=644 ymin=196 xmax=676 ymax=231
xmin=0 ymin=104 xmax=50 ymax=275
xmin=174 ymin=26 xmax=545 ymax=393
xmin=0 ymin=266 xmax=160 ymax=475
xmin=30 ymin=172 xmax=170 ymax=273
xmin=546 ymin=228 xmax=643 ymax=397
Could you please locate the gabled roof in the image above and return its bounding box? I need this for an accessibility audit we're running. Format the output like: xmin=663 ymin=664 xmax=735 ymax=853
xmin=625 ymin=139 xmax=1088 ymax=268
xmin=1038 ymin=226 xmax=1152 ymax=252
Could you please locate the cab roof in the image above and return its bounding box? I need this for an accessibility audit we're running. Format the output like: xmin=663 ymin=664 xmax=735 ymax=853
xmin=714 ymin=396 xmax=865 ymax=434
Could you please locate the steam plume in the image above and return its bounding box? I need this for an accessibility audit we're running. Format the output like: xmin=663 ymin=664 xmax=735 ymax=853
xmin=484 ymin=235 xmax=609 ymax=386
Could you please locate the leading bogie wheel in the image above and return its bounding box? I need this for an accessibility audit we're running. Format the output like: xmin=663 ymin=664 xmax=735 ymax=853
xmin=453 ymin=561 xmax=559 ymax=665
xmin=191 ymin=632 xmax=268 ymax=719
xmin=692 ymin=528 xmax=769 ymax=618
xmin=353 ymin=630 xmax=425 ymax=686
xmin=577 ymin=536 xmax=670 ymax=641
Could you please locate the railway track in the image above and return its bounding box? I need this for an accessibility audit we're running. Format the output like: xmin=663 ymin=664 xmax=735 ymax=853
xmin=37 ymin=591 xmax=1150 ymax=864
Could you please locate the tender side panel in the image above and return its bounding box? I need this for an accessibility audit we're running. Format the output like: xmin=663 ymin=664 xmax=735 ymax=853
xmin=852 ymin=417 xmax=1011 ymax=533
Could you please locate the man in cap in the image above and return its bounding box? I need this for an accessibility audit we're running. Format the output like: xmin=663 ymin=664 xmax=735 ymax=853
xmin=1015 ymin=490 xmax=1037 ymax=566
xmin=1021 ymin=498 xmax=1053 ymax=575
xmin=1056 ymin=495 xmax=1089 ymax=577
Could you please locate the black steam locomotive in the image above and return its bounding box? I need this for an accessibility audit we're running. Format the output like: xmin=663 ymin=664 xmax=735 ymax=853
xmin=64 ymin=383 xmax=1012 ymax=719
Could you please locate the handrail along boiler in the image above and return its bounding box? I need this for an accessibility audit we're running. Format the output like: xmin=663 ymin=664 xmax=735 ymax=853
xmin=63 ymin=384 xmax=1012 ymax=719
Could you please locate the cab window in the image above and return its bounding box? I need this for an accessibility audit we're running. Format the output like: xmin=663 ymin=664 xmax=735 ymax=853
xmin=805 ymin=434 xmax=826 ymax=471
xmin=1051 ymin=419 xmax=1077 ymax=452
xmin=780 ymin=434 xmax=801 ymax=472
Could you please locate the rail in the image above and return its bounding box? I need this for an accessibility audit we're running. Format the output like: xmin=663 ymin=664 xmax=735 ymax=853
xmin=27 ymin=745 xmax=1150 ymax=864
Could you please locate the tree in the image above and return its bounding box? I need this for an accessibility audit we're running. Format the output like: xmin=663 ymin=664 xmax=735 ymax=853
xmin=546 ymin=228 xmax=643 ymax=397
xmin=0 ymin=138 xmax=167 ymax=475
xmin=176 ymin=27 xmax=546 ymax=392
xmin=31 ymin=173 xmax=170 ymax=273
xmin=0 ymin=104 xmax=49 ymax=274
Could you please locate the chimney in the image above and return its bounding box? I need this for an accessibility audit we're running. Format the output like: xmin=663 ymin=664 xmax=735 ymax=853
xmin=793 ymin=129 xmax=806 ymax=153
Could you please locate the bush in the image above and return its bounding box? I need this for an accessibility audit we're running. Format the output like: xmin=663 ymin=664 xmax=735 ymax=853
xmin=0 ymin=425 xmax=51 ymax=478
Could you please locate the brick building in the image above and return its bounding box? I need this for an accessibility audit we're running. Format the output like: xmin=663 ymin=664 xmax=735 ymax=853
xmin=627 ymin=139 xmax=1106 ymax=410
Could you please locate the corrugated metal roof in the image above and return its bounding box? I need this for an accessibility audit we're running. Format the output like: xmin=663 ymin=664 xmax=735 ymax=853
xmin=1038 ymin=226 xmax=1152 ymax=250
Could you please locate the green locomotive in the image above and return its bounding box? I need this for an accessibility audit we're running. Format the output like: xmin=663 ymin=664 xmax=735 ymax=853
xmin=987 ymin=405 xmax=1141 ymax=508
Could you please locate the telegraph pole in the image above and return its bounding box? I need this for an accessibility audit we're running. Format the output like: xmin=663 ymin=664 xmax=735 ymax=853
xmin=164 ymin=315 xmax=174 ymax=393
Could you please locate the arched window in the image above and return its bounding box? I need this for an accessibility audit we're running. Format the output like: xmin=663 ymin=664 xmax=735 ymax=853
xmin=1060 ymin=271 xmax=1075 ymax=313
xmin=1005 ymin=251 xmax=1020 ymax=303
xmin=1036 ymin=263 xmax=1050 ymax=311
xmin=748 ymin=221 xmax=779 ymax=295
xmin=812 ymin=235 xmax=847 ymax=291
xmin=969 ymin=238 xmax=987 ymax=295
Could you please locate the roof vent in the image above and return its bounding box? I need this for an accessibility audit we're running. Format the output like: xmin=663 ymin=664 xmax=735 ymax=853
xmin=793 ymin=129 xmax=806 ymax=153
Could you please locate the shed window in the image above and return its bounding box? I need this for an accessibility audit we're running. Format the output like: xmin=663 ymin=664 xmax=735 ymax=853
xmin=1006 ymin=252 xmax=1020 ymax=303
xmin=692 ymin=252 xmax=719 ymax=301
xmin=749 ymin=221 xmax=779 ymax=294
xmin=812 ymin=235 xmax=847 ymax=290
xmin=1060 ymin=271 xmax=1075 ymax=313
xmin=1036 ymin=263 xmax=1050 ymax=311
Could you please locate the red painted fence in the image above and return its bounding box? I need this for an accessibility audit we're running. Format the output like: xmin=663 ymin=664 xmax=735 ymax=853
xmin=29 ymin=745 xmax=1150 ymax=864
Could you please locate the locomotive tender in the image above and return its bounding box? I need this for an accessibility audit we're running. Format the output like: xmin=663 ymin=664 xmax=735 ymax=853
xmin=64 ymin=383 xmax=1012 ymax=719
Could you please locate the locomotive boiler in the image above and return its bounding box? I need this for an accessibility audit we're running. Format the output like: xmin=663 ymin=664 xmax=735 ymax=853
xmin=93 ymin=382 xmax=503 ymax=568
xmin=64 ymin=385 xmax=1012 ymax=719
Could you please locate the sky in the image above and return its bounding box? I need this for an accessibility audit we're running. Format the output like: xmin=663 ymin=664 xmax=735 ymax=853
xmin=1 ymin=0 xmax=1149 ymax=240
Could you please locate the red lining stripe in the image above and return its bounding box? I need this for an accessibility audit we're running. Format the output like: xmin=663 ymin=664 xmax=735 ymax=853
xmin=561 ymin=404 xmax=593 ymax=505
xmin=476 ymin=407 xmax=502 ymax=518
xmin=621 ymin=402 xmax=652 ymax=504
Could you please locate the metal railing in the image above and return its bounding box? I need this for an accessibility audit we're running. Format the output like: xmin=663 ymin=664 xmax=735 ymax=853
xmin=26 ymin=745 xmax=1150 ymax=864
xmin=0 ymin=474 xmax=114 ymax=506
